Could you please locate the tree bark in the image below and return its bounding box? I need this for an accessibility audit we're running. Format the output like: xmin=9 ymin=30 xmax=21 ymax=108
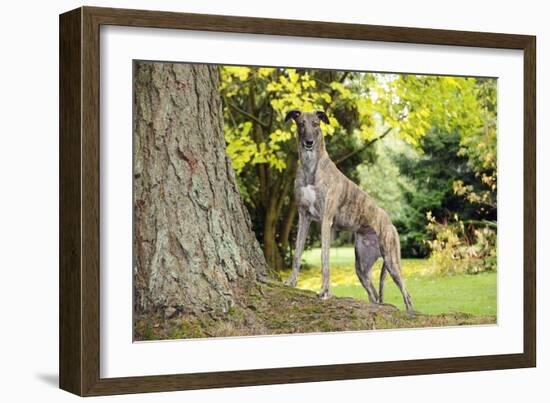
xmin=133 ymin=62 xmax=267 ymax=318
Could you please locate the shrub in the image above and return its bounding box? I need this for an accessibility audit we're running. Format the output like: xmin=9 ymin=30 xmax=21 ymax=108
xmin=425 ymin=212 xmax=496 ymax=276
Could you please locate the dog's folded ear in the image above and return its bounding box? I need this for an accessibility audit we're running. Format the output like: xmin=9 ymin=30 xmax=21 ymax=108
xmin=285 ymin=110 xmax=301 ymax=123
xmin=316 ymin=110 xmax=330 ymax=124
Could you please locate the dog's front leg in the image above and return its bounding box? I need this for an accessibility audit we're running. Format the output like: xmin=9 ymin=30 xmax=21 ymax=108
xmin=285 ymin=210 xmax=311 ymax=287
xmin=319 ymin=198 xmax=336 ymax=300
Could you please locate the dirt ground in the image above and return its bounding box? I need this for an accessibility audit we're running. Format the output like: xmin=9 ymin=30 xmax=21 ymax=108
xmin=134 ymin=280 xmax=496 ymax=341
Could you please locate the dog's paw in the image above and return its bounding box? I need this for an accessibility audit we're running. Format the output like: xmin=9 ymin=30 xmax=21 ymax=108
xmin=318 ymin=289 xmax=331 ymax=300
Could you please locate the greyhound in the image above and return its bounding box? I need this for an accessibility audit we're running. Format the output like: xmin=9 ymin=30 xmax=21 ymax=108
xmin=283 ymin=110 xmax=414 ymax=313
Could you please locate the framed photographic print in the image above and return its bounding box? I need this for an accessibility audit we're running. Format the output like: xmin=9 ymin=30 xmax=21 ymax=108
xmin=59 ymin=6 xmax=536 ymax=396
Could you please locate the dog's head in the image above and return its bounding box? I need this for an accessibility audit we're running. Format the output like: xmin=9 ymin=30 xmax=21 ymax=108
xmin=285 ymin=110 xmax=330 ymax=152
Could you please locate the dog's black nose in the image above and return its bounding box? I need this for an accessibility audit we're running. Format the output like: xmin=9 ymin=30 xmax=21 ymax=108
xmin=305 ymin=140 xmax=314 ymax=147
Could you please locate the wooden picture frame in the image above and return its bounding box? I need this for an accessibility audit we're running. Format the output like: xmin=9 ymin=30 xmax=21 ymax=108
xmin=59 ymin=6 xmax=536 ymax=396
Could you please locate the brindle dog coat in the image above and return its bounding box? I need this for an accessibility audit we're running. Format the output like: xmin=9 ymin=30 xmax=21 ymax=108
xmin=284 ymin=110 xmax=414 ymax=312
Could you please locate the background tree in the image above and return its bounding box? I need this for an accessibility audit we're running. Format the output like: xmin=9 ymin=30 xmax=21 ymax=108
xmin=393 ymin=127 xmax=494 ymax=257
xmin=221 ymin=68 xmax=488 ymax=270
xmin=358 ymin=78 xmax=497 ymax=260
xmin=133 ymin=62 xmax=268 ymax=319
xmin=453 ymin=78 xmax=497 ymax=212
xmin=423 ymin=78 xmax=498 ymax=274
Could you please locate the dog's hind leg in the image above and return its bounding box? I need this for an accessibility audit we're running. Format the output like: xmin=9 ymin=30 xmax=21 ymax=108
xmin=354 ymin=229 xmax=381 ymax=304
xmin=379 ymin=262 xmax=387 ymax=303
xmin=382 ymin=257 xmax=413 ymax=312
xmin=380 ymin=225 xmax=414 ymax=313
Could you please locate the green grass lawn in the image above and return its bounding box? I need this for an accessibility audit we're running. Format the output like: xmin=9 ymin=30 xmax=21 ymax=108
xmin=282 ymin=247 xmax=496 ymax=316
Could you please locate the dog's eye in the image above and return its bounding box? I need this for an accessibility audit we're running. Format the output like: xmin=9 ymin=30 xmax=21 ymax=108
xmin=298 ymin=122 xmax=305 ymax=128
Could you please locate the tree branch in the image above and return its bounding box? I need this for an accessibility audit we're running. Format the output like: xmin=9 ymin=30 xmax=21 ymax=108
xmin=313 ymin=71 xmax=351 ymax=94
xmin=339 ymin=71 xmax=350 ymax=84
xmin=225 ymin=98 xmax=270 ymax=129
xmin=335 ymin=127 xmax=393 ymax=166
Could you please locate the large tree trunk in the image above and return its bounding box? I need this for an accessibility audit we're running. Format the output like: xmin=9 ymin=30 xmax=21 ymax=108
xmin=133 ymin=62 xmax=267 ymax=319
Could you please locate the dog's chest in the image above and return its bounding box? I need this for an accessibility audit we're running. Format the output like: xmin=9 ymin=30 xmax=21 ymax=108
xmin=297 ymin=185 xmax=322 ymax=219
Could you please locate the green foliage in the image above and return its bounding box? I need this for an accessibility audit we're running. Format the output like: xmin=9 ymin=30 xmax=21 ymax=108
xmin=411 ymin=79 xmax=499 ymax=271
xmin=381 ymin=76 xmax=498 ymax=258
xmin=454 ymin=78 xmax=497 ymax=211
xmin=390 ymin=127 xmax=493 ymax=257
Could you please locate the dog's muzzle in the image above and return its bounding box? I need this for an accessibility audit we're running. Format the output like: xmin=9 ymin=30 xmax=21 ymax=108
xmin=304 ymin=140 xmax=314 ymax=151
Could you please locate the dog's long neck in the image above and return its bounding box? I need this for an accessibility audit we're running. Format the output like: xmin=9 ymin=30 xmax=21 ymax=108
xmin=298 ymin=137 xmax=328 ymax=185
